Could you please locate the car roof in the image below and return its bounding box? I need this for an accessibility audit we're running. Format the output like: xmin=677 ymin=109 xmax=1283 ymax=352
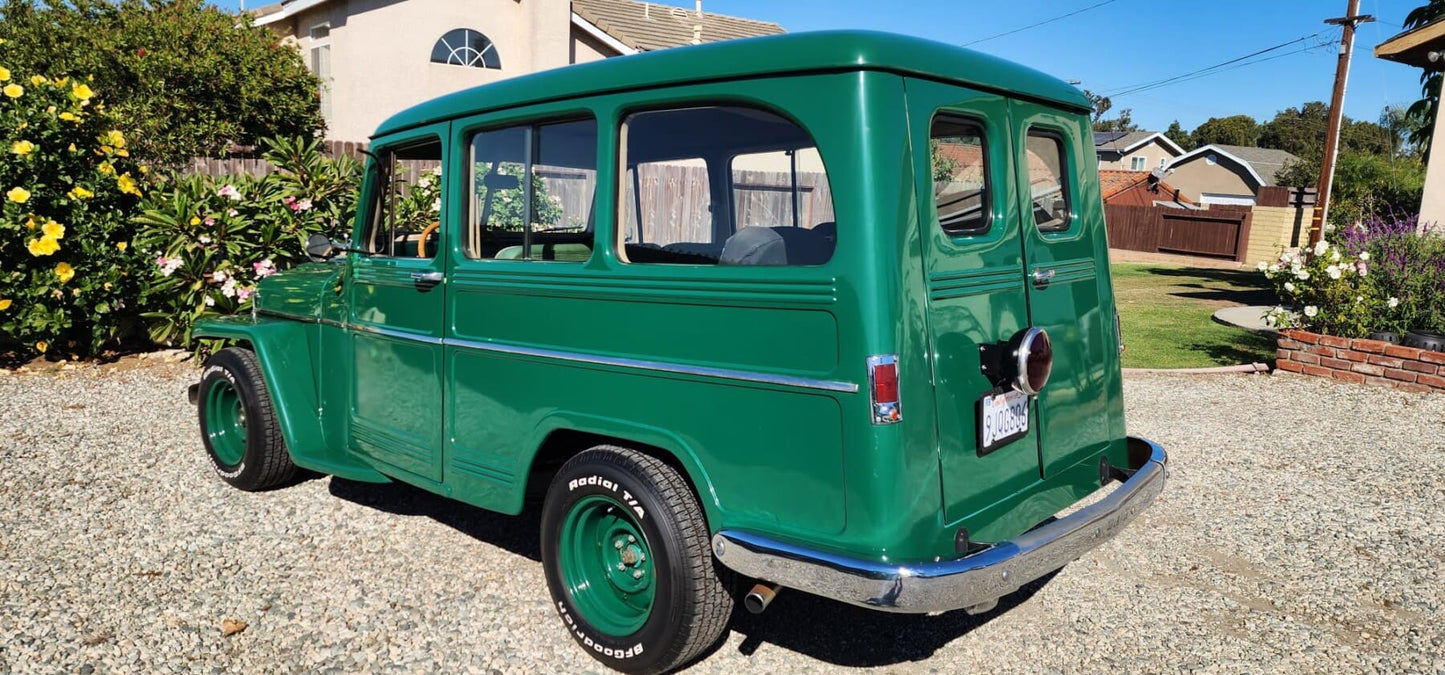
xmin=374 ymin=30 xmax=1090 ymax=138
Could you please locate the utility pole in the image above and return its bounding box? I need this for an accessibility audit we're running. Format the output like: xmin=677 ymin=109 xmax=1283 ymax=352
xmin=1309 ymin=0 xmax=1375 ymax=245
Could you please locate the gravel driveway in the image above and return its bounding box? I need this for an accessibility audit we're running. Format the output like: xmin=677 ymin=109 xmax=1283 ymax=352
xmin=2 ymin=365 xmax=1442 ymax=673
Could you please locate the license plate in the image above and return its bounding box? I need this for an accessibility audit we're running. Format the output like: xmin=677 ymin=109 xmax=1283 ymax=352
xmin=977 ymin=388 xmax=1029 ymax=455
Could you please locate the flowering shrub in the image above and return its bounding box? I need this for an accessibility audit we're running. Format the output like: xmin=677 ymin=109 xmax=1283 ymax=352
xmin=0 ymin=53 xmax=151 ymax=358
xmin=1262 ymin=213 xmax=1445 ymax=337
xmin=133 ymin=136 xmax=359 ymax=347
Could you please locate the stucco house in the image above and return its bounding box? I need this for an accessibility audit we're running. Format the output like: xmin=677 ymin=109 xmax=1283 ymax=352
xmin=1375 ymin=18 xmax=1445 ymax=231
xmin=1163 ymin=144 xmax=1298 ymax=206
xmin=1094 ymin=131 xmax=1184 ymax=172
xmin=252 ymin=0 xmax=784 ymax=142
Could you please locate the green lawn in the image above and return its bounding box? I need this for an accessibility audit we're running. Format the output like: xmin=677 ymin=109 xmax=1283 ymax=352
xmin=1111 ymin=263 xmax=1279 ymax=369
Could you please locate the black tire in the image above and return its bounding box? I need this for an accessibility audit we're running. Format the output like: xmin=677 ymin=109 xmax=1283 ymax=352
xmin=196 ymin=346 xmax=296 ymax=491
xmin=541 ymin=446 xmax=732 ymax=674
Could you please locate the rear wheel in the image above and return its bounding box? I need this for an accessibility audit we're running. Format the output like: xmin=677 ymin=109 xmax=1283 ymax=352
xmin=541 ymin=446 xmax=732 ymax=674
xmin=197 ymin=346 xmax=295 ymax=491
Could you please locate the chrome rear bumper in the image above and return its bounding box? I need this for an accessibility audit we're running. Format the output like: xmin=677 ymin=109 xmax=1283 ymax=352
xmin=711 ymin=436 xmax=1167 ymax=613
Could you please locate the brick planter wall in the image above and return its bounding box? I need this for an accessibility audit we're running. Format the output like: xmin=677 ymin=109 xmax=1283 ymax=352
xmin=1276 ymin=329 xmax=1445 ymax=394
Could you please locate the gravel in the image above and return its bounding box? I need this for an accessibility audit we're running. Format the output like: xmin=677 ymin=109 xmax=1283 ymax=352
xmin=1 ymin=364 xmax=1442 ymax=673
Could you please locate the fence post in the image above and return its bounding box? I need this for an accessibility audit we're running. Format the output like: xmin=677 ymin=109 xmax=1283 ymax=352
xmin=1234 ymin=208 xmax=1254 ymax=263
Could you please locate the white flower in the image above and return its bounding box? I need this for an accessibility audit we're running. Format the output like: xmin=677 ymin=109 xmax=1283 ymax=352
xmin=1257 ymin=261 xmax=1268 ymax=272
xmin=1314 ymin=240 xmax=1329 ymax=257
xmin=203 ymin=295 xmax=216 ymax=307
xmin=1295 ymin=268 xmax=1310 ymax=281
xmin=198 ymin=235 xmax=211 ymax=244
xmin=1304 ymin=305 xmax=1319 ymax=317
xmin=1284 ymin=282 xmax=1296 ymax=292
xmin=1388 ymin=297 xmax=1400 ymax=308
xmin=217 ymin=184 xmax=242 ymax=201
xmin=1330 ymin=249 xmax=1341 ymax=262
xmin=431 ymin=166 xmax=442 ymax=177
xmin=1323 ymin=223 xmax=1335 ymax=233
xmin=1356 ymin=262 xmax=1368 ymax=277
xmin=1356 ymin=295 xmax=1364 ymax=303
xmin=211 ymin=270 xmax=228 ymax=283
xmin=1359 ymin=251 xmax=1370 ymax=261
xmin=432 ymin=198 xmax=441 ymax=213
xmin=1326 ymin=265 xmax=1341 ymax=280
xmin=227 ymin=208 xmax=239 ymax=217
xmin=1267 ymin=264 xmax=1280 ymax=274
xmin=417 ymin=177 xmax=431 ymax=189
xmin=221 ymin=278 xmax=237 ymax=298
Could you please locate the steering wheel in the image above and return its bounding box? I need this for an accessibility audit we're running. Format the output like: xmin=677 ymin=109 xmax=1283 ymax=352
xmin=417 ymin=222 xmax=440 ymax=258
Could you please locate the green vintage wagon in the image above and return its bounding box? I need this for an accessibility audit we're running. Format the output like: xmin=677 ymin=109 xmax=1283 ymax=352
xmin=189 ymin=30 xmax=1167 ymax=673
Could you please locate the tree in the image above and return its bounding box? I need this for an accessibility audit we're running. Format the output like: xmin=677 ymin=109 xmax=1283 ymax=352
xmin=1085 ymin=89 xmax=1112 ymax=126
xmin=1327 ymin=152 xmax=1427 ymax=225
xmin=1380 ymin=105 xmax=1425 ymax=157
xmin=0 ymin=0 xmax=324 ymax=166
xmin=1404 ymin=1 xmax=1445 ymax=159
xmin=1258 ymin=102 xmax=1330 ymax=156
xmin=1094 ymin=108 xmax=1140 ymax=133
xmin=1164 ymin=120 xmax=1192 ymax=151
xmin=1190 ymin=115 xmax=1260 ymax=148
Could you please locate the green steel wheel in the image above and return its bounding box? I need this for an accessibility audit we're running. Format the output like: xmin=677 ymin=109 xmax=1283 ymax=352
xmin=196 ymin=346 xmax=296 ymax=491
xmin=541 ymin=446 xmax=733 ymax=675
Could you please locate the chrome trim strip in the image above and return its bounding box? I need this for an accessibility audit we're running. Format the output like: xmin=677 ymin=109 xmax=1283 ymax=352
xmin=448 ymin=337 xmax=859 ymax=394
xmin=712 ymin=437 xmax=1168 ymax=613
xmin=352 ymin=323 xmax=444 ymax=345
xmin=319 ymin=317 xmax=345 ymax=329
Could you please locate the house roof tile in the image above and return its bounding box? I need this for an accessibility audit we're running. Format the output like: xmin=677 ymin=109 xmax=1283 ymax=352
xmin=572 ymin=0 xmax=785 ymax=52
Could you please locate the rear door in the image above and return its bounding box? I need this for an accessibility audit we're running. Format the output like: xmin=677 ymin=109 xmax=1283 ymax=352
xmin=1009 ymin=101 xmax=1114 ymax=477
xmin=906 ymin=79 xmax=1041 ymax=526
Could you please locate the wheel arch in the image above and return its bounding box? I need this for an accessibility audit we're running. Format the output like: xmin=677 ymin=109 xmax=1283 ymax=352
xmin=519 ymin=413 xmax=721 ymax=530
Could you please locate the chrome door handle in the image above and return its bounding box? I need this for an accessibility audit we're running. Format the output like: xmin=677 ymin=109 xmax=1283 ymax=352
xmin=1032 ymin=268 xmax=1055 ymax=288
xmin=409 ymin=271 xmax=443 ymax=283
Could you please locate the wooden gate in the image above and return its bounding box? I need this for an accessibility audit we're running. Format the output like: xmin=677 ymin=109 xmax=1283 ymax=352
xmin=1104 ymin=204 xmax=1253 ymax=262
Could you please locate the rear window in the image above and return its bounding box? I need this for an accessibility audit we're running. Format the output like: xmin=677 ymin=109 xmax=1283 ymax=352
xmin=929 ymin=116 xmax=990 ymax=235
xmin=619 ymin=105 xmax=835 ymax=266
xmin=1026 ymin=129 xmax=1071 ymax=232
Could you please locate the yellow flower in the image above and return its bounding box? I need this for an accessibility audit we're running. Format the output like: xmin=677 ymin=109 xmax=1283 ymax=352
xmin=35 ymin=341 xmax=48 ymax=354
xmin=59 ymin=112 xmax=79 ymax=122
xmin=7 ymin=186 xmax=30 ymax=203
xmin=117 ymin=241 xmax=128 ymax=252
xmin=3 ymin=83 xmax=22 ymax=98
xmin=11 ymin=140 xmax=34 ymax=155
xmin=106 ymin=130 xmax=126 ymax=148
xmin=26 ymin=236 xmax=60 ymax=256
xmin=55 ymin=262 xmax=75 ymax=284
xmin=115 ymin=148 xmax=129 ymax=157
xmin=67 ymin=143 xmax=77 ymax=152
xmin=189 ymin=216 xmax=201 ymax=226
xmin=71 ymin=83 xmax=93 ymax=100
xmin=42 ymin=220 xmax=64 ymax=239
xmin=138 ymin=165 xmax=149 ymax=174
xmin=0 ymin=66 xmax=8 ymax=81
xmin=99 ymin=145 xmax=113 ymax=155
xmin=0 ymin=298 xmax=11 ymax=311
xmin=30 ymin=75 xmax=46 ymax=86
xmin=66 ymin=185 xmax=93 ymax=200
xmin=24 ymin=215 xmax=37 ymax=230
xmin=116 ymin=172 xmax=141 ymax=197
xmin=98 ymin=160 xmax=115 ymax=175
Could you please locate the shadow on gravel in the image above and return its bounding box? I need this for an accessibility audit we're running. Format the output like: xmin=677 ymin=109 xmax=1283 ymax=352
xmin=328 ymin=478 xmax=542 ymax=561
xmin=712 ymin=571 xmax=1059 ymax=667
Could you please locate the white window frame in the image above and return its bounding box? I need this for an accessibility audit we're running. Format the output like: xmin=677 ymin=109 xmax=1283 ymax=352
xmin=308 ymin=22 xmax=332 ymax=124
xmin=1129 ymin=155 xmax=1147 ymax=171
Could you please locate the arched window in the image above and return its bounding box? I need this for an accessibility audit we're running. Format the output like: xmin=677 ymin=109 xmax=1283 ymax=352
xmin=431 ymin=29 xmax=501 ymax=69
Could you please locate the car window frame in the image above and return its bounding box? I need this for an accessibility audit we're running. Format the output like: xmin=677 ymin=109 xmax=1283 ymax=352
xmin=928 ymin=113 xmax=994 ymax=238
xmin=1024 ymin=126 xmax=1074 ymax=234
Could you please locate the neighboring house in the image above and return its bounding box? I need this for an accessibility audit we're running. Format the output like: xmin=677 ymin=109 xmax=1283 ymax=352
xmin=1376 ymin=18 xmax=1445 ymax=231
xmin=1098 ymin=170 xmax=1197 ymax=209
xmin=253 ymin=0 xmax=784 ymax=142
xmin=1163 ymin=144 xmax=1298 ymax=206
xmin=1094 ymin=131 xmax=1184 ymax=172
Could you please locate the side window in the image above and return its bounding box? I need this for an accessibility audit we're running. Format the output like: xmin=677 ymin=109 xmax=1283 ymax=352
xmin=1026 ymin=129 xmax=1071 ymax=232
xmin=620 ymin=105 xmax=835 ymax=266
xmin=467 ymin=118 xmax=597 ymax=261
xmin=929 ymin=116 xmax=990 ymax=235
xmin=363 ymin=140 xmax=444 ymax=258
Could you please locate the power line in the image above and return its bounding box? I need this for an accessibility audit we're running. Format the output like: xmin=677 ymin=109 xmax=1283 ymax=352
xmin=1105 ymin=31 xmax=1334 ymax=99
xmin=963 ymin=0 xmax=1121 ymax=47
xmin=1111 ymin=41 xmax=1335 ymax=99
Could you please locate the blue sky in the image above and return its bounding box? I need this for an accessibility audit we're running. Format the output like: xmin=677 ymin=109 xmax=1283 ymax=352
xmin=214 ymin=0 xmax=1432 ymax=133
xmin=684 ymin=0 xmax=1430 ymax=132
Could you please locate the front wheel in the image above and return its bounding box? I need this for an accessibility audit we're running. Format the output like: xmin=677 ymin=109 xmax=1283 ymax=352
xmin=541 ymin=446 xmax=732 ymax=674
xmin=197 ymin=346 xmax=296 ymax=491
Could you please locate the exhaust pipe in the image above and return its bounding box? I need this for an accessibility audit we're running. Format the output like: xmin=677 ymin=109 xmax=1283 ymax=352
xmin=744 ymin=582 xmax=780 ymax=614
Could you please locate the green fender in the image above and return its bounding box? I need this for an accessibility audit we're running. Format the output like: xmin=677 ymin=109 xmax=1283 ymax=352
xmin=193 ymin=315 xmax=389 ymax=483
xmin=520 ymin=412 xmax=721 ymax=529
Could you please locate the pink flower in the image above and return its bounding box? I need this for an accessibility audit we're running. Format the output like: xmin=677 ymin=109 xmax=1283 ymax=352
xmin=204 ymin=217 xmax=215 ymax=226
xmin=290 ymin=199 xmax=313 ymax=212
xmin=217 ymin=185 xmax=242 ymax=201
xmin=237 ymin=287 xmax=254 ymax=302
xmin=283 ymin=196 xmax=296 ymax=206
xmin=252 ymin=259 xmax=277 ymax=278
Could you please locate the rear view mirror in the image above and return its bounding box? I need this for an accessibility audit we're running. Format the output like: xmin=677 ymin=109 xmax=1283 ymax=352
xmin=484 ymin=173 xmax=520 ymax=191
xmin=305 ymin=233 xmax=336 ymax=261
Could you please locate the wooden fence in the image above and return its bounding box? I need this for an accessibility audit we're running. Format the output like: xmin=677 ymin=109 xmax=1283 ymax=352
xmin=185 ymin=140 xmax=369 ymax=177
xmin=1105 ymin=204 xmax=1254 ymax=262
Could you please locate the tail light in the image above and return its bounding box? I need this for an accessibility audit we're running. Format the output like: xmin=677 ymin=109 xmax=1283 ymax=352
xmin=1012 ymin=328 xmax=1053 ymax=395
xmin=867 ymin=355 xmax=901 ymax=425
